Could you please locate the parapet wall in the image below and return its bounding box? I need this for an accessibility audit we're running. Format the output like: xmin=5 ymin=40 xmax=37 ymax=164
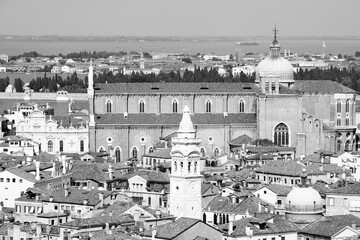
xmin=0 ymin=92 xmax=88 ymax=101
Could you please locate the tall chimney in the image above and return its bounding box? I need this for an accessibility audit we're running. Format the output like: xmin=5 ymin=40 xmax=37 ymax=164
xmin=151 ymin=228 xmax=157 ymax=240
xmin=228 ymin=214 xmax=235 ymax=235
xmin=108 ymin=164 xmax=114 ymax=179
xmin=62 ymin=156 xmax=67 ymax=175
xmin=64 ymin=184 xmax=69 ymax=197
xmin=51 ymin=161 xmax=56 ymax=177
xmin=134 ymin=209 xmax=140 ymax=222
xmin=99 ymin=192 xmax=104 ymax=208
xmin=105 ymin=223 xmax=109 ymax=235
xmin=155 ymin=209 xmax=161 ymax=218
xmin=35 ymin=161 xmax=41 ymax=181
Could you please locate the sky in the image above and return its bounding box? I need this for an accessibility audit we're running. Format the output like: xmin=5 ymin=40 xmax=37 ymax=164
xmin=1 ymin=0 xmax=360 ymax=37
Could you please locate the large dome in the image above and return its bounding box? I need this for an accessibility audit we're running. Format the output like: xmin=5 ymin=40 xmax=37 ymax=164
xmin=255 ymin=56 xmax=294 ymax=82
xmin=285 ymin=186 xmax=324 ymax=214
xmin=255 ymin=28 xmax=294 ymax=84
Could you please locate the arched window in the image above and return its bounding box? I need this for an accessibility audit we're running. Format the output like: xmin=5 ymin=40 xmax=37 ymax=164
xmin=80 ymin=140 xmax=84 ymax=152
xmin=188 ymin=162 xmax=191 ymax=172
xmin=346 ymin=99 xmax=351 ymax=113
xmin=59 ymin=140 xmax=63 ymax=152
xmin=274 ymin=123 xmax=289 ymax=146
xmin=106 ymin=100 xmax=112 ymax=113
xmin=337 ymin=100 xmax=342 ymax=113
xmin=239 ymin=99 xmax=245 ymax=113
xmin=214 ymin=148 xmax=220 ymax=157
xmin=115 ymin=148 xmax=121 ymax=162
xmin=48 ymin=140 xmax=53 ymax=152
xmin=337 ymin=118 xmax=341 ymax=126
xmin=132 ymin=147 xmax=138 ymax=159
xmin=345 ymin=140 xmax=351 ymax=151
xmin=194 ymin=161 xmax=198 ymax=172
xmin=172 ymin=100 xmax=178 ymax=113
xmin=174 ymin=161 xmax=177 ymax=172
xmin=205 ymin=99 xmax=211 ymax=113
xmin=346 ymin=117 xmax=350 ymax=126
xmin=139 ymin=100 xmax=145 ymax=113
xmin=337 ymin=140 xmax=342 ymax=152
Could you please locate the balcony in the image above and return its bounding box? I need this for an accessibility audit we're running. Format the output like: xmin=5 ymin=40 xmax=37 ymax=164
xmin=275 ymin=204 xmax=285 ymax=210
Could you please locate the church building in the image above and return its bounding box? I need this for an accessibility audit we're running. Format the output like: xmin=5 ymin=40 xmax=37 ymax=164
xmin=87 ymin=28 xmax=357 ymax=161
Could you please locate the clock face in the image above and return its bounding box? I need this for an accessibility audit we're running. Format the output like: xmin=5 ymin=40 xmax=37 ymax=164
xmin=189 ymin=181 xmax=198 ymax=195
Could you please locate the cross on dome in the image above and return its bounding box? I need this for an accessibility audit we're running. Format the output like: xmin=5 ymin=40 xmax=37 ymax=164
xmin=177 ymin=105 xmax=195 ymax=134
xmin=273 ymin=24 xmax=279 ymax=41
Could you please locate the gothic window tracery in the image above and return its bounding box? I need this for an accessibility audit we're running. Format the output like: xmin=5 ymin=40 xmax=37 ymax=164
xmin=274 ymin=123 xmax=289 ymax=146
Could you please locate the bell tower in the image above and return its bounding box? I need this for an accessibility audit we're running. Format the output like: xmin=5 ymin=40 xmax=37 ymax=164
xmin=88 ymin=59 xmax=96 ymax=152
xmin=169 ymin=106 xmax=202 ymax=220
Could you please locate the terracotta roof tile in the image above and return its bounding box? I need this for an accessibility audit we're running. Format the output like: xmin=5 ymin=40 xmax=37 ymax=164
xmin=95 ymin=82 xmax=260 ymax=94
xmin=142 ymin=217 xmax=200 ymax=239
xmin=300 ymin=215 xmax=360 ymax=237
xmin=291 ymin=80 xmax=356 ymax=94
xmin=95 ymin=113 xmax=257 ymax=125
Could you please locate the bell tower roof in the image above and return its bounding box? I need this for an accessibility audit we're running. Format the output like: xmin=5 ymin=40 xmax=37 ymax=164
xmin=177 ymin=105 xmax=195 ymax=134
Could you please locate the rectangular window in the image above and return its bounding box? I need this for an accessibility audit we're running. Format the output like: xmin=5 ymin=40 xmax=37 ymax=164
xmin=20 ymin=179 xmax=23 ymax=183
xmin=12 ymin=178 xmax=16 ymax=183
xmin=0 ymin=178 xmax=3 ymax=182
xmin=16 ymin=205 xmax=21 ymax=213
xmin=281 ymin=237 xmax=285 ymax=240
xmin=148 ymin=197 xmax=151 ymax=206
xmin=328 ymin=197 xmax=335 ymax=206
xmin=344 ymin=198 xmax=348 ymax=206
xmin=54 ymin=205 xmax=58 ymax=210
xmin=71 ymin=206 xmax=75 ymax=211
xmin=6 ymin=178 xmax=10 ymax=182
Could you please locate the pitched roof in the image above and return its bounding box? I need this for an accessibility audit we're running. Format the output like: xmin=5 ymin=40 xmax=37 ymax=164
xmin=6 ymin=167 xmax=36 ymax=182
xmin=300 ymin=215 xmax=360 ymax=237
xmin=143 ymin=148 xmax=171 ymax=159
xmin=142 ymin=217 xmax=200 ymax=239
xmin=220 ymin=216 xmax=299 ymax=237
xmin=206 ymin=196 xmax=270 ymax=215
xmin=246 ymin=146 xmax=296 ymax=153
xmin=95 ymin=82 xmax=260 ymax=94
xmin=229 ymin=134 xmax=254 ymax=146
xmin=118 ymin=170 xmax=170 ymax=184
xmin=291 ymin=80 xmax=356 ymax=94
xmin=69 ymin=162 xmax=123 ymax=182
xmin=42 ymin=188 xmax=113 ymax=206
xmin=262 ymin=184 xmax=292 ymax=196
xmin=255 ymin=160 xmax=343 ymax=177
xmin=328 ymin=182 xmax=360 ymax=195
xmin=61 ymin=213 xmax=134 ymax=228
xmin=95 ymin=113 xmax=257 ymax=126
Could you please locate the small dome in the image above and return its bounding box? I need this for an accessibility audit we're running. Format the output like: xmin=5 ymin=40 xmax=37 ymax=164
xmin=285 ymin=186 xmax=324 ymax=214
xmin=255 ymin=56 xmax=294 ymax=82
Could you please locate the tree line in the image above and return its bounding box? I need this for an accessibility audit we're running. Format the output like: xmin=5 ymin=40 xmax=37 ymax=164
xmin=2 ymin=65 xmax=360 ymax=93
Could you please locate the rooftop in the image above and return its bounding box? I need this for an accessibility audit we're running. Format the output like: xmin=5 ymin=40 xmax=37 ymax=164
xmin=300 ymin=215 xmax=360 ymax=237
xmin=95 ymin=82 xmax=260 ymax=94
xmin=95 ymin=113 xmax=257 ymax=126
xmin=291 ymin=80 xmax=356 ymax=94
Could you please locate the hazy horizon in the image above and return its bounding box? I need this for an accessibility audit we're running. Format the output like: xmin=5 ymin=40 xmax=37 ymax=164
xmin=1 ymin=0 xmax=360 ymax=37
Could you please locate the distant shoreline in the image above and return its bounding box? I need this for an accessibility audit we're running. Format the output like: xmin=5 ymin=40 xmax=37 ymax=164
xmin=0 ymin=35 xmax=360 ymax=42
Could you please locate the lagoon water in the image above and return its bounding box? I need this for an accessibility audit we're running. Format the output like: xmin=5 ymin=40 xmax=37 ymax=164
xmin=0 ymin=38 xmax=359 ymax=56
